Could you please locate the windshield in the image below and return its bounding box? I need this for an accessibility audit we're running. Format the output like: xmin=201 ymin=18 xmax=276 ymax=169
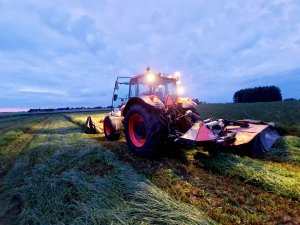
xmin=130 ymin=76 xmax=177 ymax=101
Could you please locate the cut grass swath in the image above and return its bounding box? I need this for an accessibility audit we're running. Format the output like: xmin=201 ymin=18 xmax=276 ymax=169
xmin=196 ymin=150 xmax=300 ymax=200
xmin=0 ymin=116 xmax=215 ymax=225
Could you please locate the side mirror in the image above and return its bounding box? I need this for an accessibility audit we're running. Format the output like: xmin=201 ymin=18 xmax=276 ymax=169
xmin=114 ymin=81 xmax=119 ymax=90
xmin=113 ymin=94 xmax=118 ymax=101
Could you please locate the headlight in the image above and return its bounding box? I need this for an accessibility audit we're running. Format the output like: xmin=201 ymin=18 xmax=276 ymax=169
xmin=177 ymin=86 xmax=184 ymax=95
xmin=146 ymin=73 xmax=155 ymax=83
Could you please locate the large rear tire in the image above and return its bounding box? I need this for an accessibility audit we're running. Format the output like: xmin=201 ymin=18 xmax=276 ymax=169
xmin=124 ymin=104 xmax=167 ymax=156
xmin=103 ymin=116 xmax=121 ymax=141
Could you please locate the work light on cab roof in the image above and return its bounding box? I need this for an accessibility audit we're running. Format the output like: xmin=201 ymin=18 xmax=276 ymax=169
xmin=86 ymin=67 xmax=280 ymax=157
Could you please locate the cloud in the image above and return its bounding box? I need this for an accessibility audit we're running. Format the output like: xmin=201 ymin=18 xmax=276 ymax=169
xmin=17 ymin=87 xmax=67 ymax=95
xmin=0 ymin=0 xmax=299 ymax=109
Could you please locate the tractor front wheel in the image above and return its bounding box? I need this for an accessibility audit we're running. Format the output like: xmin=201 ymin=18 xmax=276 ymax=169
xmin=124 ymin=104 xmax=167 ymax=156
xmin=103 ymin=116 xmax=121 ymax=141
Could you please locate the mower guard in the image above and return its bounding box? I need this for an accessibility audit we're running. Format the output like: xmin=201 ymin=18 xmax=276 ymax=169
xmin=179 ymin=119 xmax=280 ymax=155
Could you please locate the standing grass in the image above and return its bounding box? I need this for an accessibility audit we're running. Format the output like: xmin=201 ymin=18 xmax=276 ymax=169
xmin=198 ymin=101 xmax=300 ymax=136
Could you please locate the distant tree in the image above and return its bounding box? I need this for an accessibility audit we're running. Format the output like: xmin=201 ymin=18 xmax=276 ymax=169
xmin=283 ymin=98 xmax=297 ymax=101
xmin=233 ymin=86 xmax=282 ymax=103
xmin=192 ymin=98 xmax=201 ymax=105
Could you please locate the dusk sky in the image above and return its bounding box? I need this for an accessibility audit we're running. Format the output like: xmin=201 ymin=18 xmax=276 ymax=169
xmin=0 ymin=0 xmax=300 ymax=111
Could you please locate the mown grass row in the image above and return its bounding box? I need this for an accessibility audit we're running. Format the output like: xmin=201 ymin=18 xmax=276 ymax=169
xmin=66 ymin=109 xmax=300 ymax=199
xmin=195 ymin=102 xmax=300 ymax=200
xmin=0 ymin=115 xmax=48 ymax=173
xmin=0 ymin=114 xmax=46 ymax=147
xmin=0 ymin=114 xmax=45 ymax=133
xmin=0 ymin=115 xmax=215 ymax=225
xmin=196 ymin=149 xmax=300 ymax=200
xmin=262 ymin=135 xmax=300 ymax=164
xmin=2 ymin=103 xmax=296 ymax=225
xmin=68 ymin=102 xmax=300 ymax=223
xmin=64 ymin=111 xmax=300 ymax=224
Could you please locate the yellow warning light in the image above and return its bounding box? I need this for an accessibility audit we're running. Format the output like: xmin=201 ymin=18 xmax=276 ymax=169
xmin=175 ymin=71 xmax=181 ymax=80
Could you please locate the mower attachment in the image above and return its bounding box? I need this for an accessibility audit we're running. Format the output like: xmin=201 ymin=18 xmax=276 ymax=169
xmin=179 ymin=119 xmax=280 ymax=155
xmin=86 ymin=116 xmax=104 ymax=134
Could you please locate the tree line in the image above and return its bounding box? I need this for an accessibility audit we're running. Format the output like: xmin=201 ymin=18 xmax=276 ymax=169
xmin=233 ymin=86 xmax=282 ymax=103
xmin=28 ymin=106 xmax=107 ymax=113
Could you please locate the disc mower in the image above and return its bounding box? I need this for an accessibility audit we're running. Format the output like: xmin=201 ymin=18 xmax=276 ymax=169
xmin=86 ymin=67 xmax=279 ymax=156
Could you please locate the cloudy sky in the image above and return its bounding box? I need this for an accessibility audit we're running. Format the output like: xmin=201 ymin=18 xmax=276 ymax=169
xmin=0 ymin=0 xmax=299 ymax=111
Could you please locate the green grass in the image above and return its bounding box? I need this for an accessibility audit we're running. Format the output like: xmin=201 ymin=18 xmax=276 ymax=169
xmin=0 ymin=115 xmax=48 ymax=172
xmin=262 ymin=136 xmax=300 ymax=164
xmin=198 ymin=101 xmax=300 ymax=136
xmin=1 ymin=102 xmax=300 ymax=225
xmin=0 ymin=115 xmax=214 ymax=225
xmin=92 ymin=135 xmax=300 ymax=225
xmin=194 ymin=102 xmax=300 ymax=199
xmin=0 ymin=130 xmax=24 ymax=146
xmin=196 ymin=150 xmax=300 ymax=200
xmin=68 ymin=102 xmax=299 ymax=224
xmin=0 ymin=114 xmax=45 ymax=133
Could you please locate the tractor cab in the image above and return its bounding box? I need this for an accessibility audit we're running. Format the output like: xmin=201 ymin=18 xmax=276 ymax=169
xmin=129 ymin=73 xmax=178 ymax=101
xmin=111 ymin=70 xmax=180 ymax=114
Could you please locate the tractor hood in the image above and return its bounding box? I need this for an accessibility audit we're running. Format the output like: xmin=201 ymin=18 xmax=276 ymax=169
xmin=175 ymin=97 xmax=198 ymax=109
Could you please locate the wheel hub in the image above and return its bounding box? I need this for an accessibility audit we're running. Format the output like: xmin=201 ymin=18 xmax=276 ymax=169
xmin=129 ymin=113 xmax=146 ymax=147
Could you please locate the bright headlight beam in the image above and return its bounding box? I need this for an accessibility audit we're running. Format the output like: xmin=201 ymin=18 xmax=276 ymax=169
xmin=177 ymin=86 xmax=184 ymax=95
xmin=146 ymin=73 xmax=155 ymax=83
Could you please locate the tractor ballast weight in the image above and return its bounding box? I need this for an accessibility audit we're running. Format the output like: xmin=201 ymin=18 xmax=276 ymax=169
xmin=86 ymin=68 xmax=279 ymax=156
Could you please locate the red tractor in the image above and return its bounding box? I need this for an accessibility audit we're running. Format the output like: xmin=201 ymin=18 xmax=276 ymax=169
xmin=86 ymin=68 xmax=279 ymax=156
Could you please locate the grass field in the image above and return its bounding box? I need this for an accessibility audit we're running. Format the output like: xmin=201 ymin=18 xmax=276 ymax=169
xmin=0 ymin=102 xmax=299 ymax=224
xmin=198 ymin=101 xmax=300 ymax=136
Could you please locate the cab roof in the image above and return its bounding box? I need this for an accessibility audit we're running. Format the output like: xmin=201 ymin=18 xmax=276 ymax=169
xmin=130 ymin=73 xmax=178 ymax=81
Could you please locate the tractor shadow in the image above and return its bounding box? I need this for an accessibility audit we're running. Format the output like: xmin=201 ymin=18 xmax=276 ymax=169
xmin=93 ymin=135 xmax=194 ymax=175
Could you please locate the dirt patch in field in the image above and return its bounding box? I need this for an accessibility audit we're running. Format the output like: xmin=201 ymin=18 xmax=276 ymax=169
xmin=78 ymin=158 xmax=114 ymax=177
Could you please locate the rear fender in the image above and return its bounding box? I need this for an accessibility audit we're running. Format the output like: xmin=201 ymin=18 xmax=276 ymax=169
xmin=122 ymin=96 xmax=165 ymax=117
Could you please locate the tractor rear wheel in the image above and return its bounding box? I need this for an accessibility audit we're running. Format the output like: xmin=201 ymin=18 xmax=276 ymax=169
xmin=104 ymin=116 xmax=121 ymax=141
xmin=124 ymin=104 xmax=167 ymax=156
